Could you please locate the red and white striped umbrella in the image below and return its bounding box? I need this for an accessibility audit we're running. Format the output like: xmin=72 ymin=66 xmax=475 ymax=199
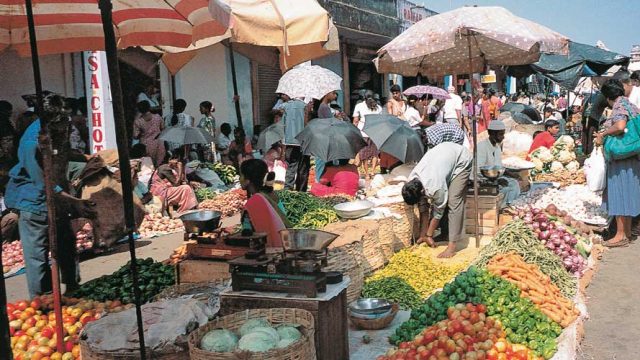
xmin=0 ymin=0 xmax=226 ymax=56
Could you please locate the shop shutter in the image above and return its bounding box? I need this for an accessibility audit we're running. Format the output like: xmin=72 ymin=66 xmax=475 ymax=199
xmin=256 ymin=64 xmax=282 ymax=126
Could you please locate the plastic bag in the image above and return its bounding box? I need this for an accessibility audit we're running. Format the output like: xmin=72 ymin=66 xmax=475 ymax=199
xmin=584 ymin=147 xmax=606 ymax=192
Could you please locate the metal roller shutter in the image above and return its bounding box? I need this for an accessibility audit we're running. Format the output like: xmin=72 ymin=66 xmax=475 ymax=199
xmin=256 ymin=64 xmax=282 ymax=126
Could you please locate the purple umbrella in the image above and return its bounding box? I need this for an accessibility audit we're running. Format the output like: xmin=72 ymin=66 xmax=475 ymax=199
xmin=403 ymin=85 xmax=451 ymax=99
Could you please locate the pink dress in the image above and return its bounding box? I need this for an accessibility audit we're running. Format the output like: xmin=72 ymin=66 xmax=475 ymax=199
xmin=244 ymin=193 xmax=287 ymax=248
xmin=150 ymin=167 xmax=197 ymax=213
xmin=310 ymin=164 xmax=359 ymax=197
xmin=134 ymin=114 xmax=166 ymax=166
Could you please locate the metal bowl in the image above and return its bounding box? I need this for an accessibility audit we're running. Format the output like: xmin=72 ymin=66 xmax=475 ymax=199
xmin=279 ymin=229 xmax=339 ymax=252
xmin=333 ymin=200 xmax=374 ymax=219
xmin=179 ymin=210 xmax=221 ymax=234
xmin=480 ymin=166 xmax=505 ymax=180
xmin=348 ymin=298 xmax=393 ymax=315
xmin=349 ymin=308 xmax=392 ymax=319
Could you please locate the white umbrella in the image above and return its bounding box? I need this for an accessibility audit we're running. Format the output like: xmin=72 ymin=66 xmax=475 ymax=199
xmin=276 ymin=64 xmax=342 ymax=100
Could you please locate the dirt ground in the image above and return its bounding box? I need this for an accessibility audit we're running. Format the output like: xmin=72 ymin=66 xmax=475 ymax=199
xmin=578 ymin=241 xmax=640 ymax=360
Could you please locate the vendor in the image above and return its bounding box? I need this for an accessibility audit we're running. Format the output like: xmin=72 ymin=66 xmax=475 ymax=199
xmin=528 ymin=119 xmax=560 ymax=157
xmin=309 ymin=159 xmax=359 ymax=197
xmin=240 ymin=159 xmax=291 ymax=247
xmin=150 ymin=155 xmax=198 ymax=214
xmin=401 ymin=142 xmax=472 ymax=258
xmin=476 ymin=120 xmax=521 ymax=207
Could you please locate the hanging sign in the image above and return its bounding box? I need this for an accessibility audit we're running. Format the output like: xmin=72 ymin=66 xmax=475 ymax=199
xmin=84 ymin=51 xmax=116 ymax=153
xmin=481 ymin=74 xmax=496 ymax=83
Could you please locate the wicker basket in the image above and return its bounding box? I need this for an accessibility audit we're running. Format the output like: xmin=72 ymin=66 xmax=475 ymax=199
xmin=377 ymin=217 xmax=395 ymax=261
xmin=389 ymin=202 xmax=416 ymax=250
xmin=188 ymin=308 xmax=316 ymax=360
xmin=360 ymin=224 xmax=386 ymax=275
xmin=326 ymin=242 xmax=364 ymax=304
xmin=80 ymin=341 xmax=187 ymax=360
xmin=154 ymin=280 xmax=230 ymax=302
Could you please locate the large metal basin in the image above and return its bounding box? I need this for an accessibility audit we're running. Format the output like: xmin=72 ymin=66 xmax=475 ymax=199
xmin=179 ymin=210 xmax=221 ymax=234
xmin=334 ymin=200 xmax=374 ymax=219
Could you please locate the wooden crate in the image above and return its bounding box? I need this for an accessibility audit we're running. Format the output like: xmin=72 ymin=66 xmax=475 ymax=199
xmin=220 ymin=280 xmax=350 ymax=360
xmin=465 ymin=193 xmax=504 ymax=235
xmin=176 ymin=259 xmax=230 ymax=284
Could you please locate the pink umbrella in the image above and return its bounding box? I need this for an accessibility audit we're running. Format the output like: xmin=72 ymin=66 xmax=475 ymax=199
xmin=375 ymin=6 xmax=569 ymax=248
xmin=403 ymin=85 xmax=451 ymax=99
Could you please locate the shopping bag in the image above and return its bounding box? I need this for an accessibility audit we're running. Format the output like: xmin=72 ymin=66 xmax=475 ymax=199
xmin=583 ymin=146 xmax=606 ymax=192
xmin=603 ymin=104 xmax=640 ymax=160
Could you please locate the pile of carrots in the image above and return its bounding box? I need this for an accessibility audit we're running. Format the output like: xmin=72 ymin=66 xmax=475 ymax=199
xmin=487 ymin=252 xmax=580 ymax=328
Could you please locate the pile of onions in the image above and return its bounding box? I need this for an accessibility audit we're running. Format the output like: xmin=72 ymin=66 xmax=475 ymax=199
xmin=2 ymin=241 xmax=24 ymax=274
xmin=138 ymin=212 xmax=185 ymax=238
xmin=75 ymin=221 xmax=95 ymax=252
xmin=514 ymin=206 xmax=586 ymax=276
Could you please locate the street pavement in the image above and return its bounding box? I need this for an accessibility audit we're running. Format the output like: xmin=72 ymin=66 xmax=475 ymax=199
xmin=579 ymin=242 xmax=640 ymax=360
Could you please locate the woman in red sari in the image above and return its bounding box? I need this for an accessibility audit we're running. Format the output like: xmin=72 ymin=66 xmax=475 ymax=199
xmin=150 ymin=156 xmax=197 ymax=214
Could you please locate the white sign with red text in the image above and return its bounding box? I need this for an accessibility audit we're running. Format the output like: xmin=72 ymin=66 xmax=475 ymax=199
xmin=84 ymin=51 xmax=116 ymax=153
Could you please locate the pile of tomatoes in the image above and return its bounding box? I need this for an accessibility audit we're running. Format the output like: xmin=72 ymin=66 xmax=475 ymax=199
xmin=7 ymin=296 xmax=131 ymax=360
xmin=377 ymin=303 xmax=541 ymax=360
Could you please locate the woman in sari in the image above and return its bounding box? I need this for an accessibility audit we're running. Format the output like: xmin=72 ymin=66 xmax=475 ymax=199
xmin=133 ymin=100 xmax=165 ymax=166
xmin=150 ymin=156 xmax=198 ymax=214
xmin=240 ymin=159 xmax=291 ymax=248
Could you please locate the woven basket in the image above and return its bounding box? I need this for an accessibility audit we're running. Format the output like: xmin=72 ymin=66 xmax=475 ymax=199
xmin=188 ymin=308 xmax=316 ymax=360
xmin=377 ymin=217 xmax=395 ymax=261
xmin=389 ymin=202 xmax=416 ymax=250
xmin=326 ymin=242 xmax=364 ymax=304
xmin=360 ymin=224 xmax=386 ymax=275
xmin=154 ymin=280 xmax=230 ymax=302
xmin=80 ymin=342 xmax=186 ymax=360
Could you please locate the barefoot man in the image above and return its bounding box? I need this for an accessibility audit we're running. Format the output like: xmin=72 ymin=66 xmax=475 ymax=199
xmin=401 ymin=142 xmax=472 ymax=258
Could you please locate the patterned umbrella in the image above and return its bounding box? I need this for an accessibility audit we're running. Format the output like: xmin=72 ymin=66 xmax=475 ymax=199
xmin=362 ymin=114 xmax=424 ymax=163
xmin=404 ymin=85 xmax=451 ymax=99
xmin=0 ymin=0 xmax=225 ymax=56
xmin=295 ymin=118 xmax=365 ymax=162
xmin=276 ymin=64 xmax=342 ymax=100
xmin=375 ymin=6 xmax=569 ymax=77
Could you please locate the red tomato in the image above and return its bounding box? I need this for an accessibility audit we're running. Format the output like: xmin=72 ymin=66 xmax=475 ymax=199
xmin=466 ymin=303 xmax=477 ymax=313
xmin=477 ymin=304 xmax=487 ymax=313
xmin=486 ymin=349 xmax=499 ymax=360
xmin=399 ymin=342 xmax=412 ymax=350
xmin=469 ymin=312 xmax=480 ymax=324
xmin=16 ymin=301 xmax=28 ymax=311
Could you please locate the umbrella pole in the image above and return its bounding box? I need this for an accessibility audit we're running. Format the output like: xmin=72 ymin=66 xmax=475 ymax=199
xmin=98 ymin=1 xmax=147 ymax=358
xmin=25 ymin=0 xmax=65 ymax=353
xmin=467 ymin=34 xmax=480 ymax=248
xmin=228 ymin=43 xmax=244 ymax=131
xmin=0 ymin=233 xmax=12 ymax=359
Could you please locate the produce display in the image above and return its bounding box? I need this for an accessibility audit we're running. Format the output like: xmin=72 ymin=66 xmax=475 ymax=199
xmin=487 ymin=253 xmax=580 ymax=328
xmin=199 ymin=189 xmax=247 ymax=217
xmin=75 ymin=221 xmax=95 ymax=252
xmin=473 ymin=220 xmax=577 ymax=297
xmin=7 ymin=296 xmax=131 ymax=360
xmin=390 ymin=266 xmax=561 ymax=359
xmin=511 ymin=185 xmax=607 ymax=225
xmin=502 ymin=156 xmax=535 ymax=170
xmin=533 ymin=170 xmax=586 ymax=187
xmin=365 ymin=248 xmax=467 ymax=306
xmin=69 ymin=258 xmax=175 ymax=304
xmin=2 ymin=240 xmax=24 ymax=274
xmin=206 ymin=162 xmax=238 ymax=185
xmin=276 ymin=190 xmax=340 ymax=229
xmin=512 ymin=207 xmax=587 ymax=276
xmin=138 ymin=212 xmax=185 ymax=238
xmin=195 ymin=187 xmax=218 ymax=202
xmin=199 ymin=317 xmax=304 ymax=353
xmin=529 ymin=136 xmax=580 ymax=174
xmin=379 ymin=303 xmax=542 ymax=360
xmin=363 ymin=277 xmax=423 ymax=310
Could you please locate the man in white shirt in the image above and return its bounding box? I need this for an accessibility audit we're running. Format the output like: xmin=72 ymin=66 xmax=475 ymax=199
xmin=443 ymin=85 xmax=463 ymax=126
xmin=629 ymin=70 xmax=640 ymax=108
xmin=402 ymin=142 xmax=472 ymax=258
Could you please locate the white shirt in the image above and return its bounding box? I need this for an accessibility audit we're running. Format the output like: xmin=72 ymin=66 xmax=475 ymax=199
xmin=476 ymin=139 xmax=502 ymax=175
xmin=443 ymin=93 xmax=463 ymax=120
xmin=352 ymin=101 xmax=382 ymax=138
xmin=404 ymin=106 xmax=422 ymax=128
xmin=630 ymin=86 xmax=640 ymax=109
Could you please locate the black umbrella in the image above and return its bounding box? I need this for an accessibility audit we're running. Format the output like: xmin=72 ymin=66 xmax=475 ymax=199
xmin=295 ymin=118 xmax=366 ymax=161
xmin=500 ymin=102 xmax=542 ymax=124
xmin=362 ymin=114 xmax=425 ymax=163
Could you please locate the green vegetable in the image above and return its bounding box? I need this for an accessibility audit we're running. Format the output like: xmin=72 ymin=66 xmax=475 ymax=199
xmin=362 ymin=276 xmax=422 ymax=309
xmin=276 ymin=190 xmax=340 ymax=229
xmin=69 ymin=258 xmax=175 ymax=304
xmin=200 ymin=329 xmax=238 ymax=352
xmin=249 ymin=326 xmax=280 ymax=343
xmin=206 ymin=162 xmax=238 ymax=185
xmin=276 ymin=326 xmax=302 ymax=342
xmin=238 ymin=331 xmax=277 ymax=352
xmin=277 ymin=338 xmax=298 ymax=348
xmin=473 ymin=220 xmax=577 ymax=298
xmin=238 ymin=318 xmax=271 ymax=336
xmin=195 ymin=188 xmax=217 ymax=202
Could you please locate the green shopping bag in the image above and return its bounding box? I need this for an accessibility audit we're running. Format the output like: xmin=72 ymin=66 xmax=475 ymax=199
xmin=604 ymin=102 xmax=640 ymax=160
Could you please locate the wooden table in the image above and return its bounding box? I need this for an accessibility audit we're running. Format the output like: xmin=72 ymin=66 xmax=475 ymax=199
xmin=220 ymin=277 xmax=351 ymax=360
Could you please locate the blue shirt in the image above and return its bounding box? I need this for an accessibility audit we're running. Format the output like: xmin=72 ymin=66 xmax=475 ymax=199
xmin=5 ymin=119 xmax=47 ymax=215
xmin=282 ymin=99 xmax=306 ymax=145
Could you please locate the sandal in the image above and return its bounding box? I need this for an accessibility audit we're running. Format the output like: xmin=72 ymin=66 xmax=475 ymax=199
xmin=603 ymin=238 xmax=630 ymax=248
